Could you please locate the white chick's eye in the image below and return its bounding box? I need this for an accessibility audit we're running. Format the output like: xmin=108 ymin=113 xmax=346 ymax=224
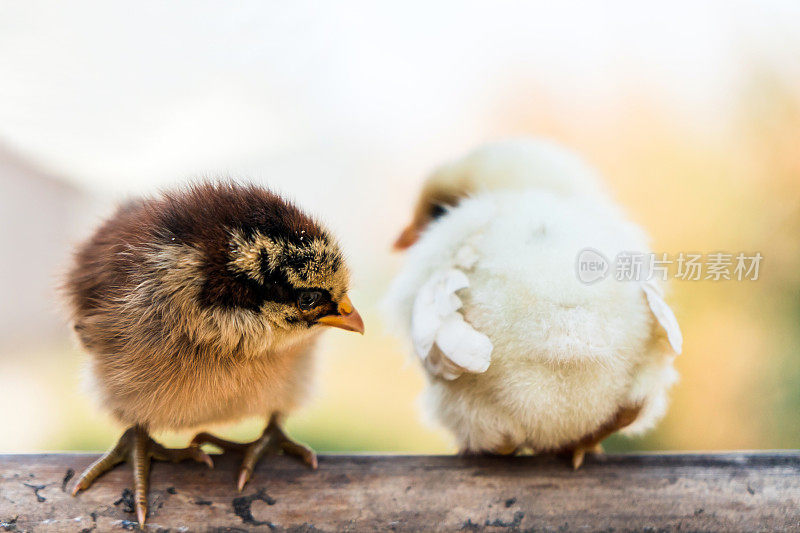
xmin=429 ymin=204 xmax=447 ymax=220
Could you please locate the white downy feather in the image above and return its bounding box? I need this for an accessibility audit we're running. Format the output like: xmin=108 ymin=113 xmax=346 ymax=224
xmin=411 ymin=247 xmax=492 ymax=380
xmin=641 ymin=280 xmax=683 ymax=354
xmin=384 ymin=139 xmax=682 ymax=453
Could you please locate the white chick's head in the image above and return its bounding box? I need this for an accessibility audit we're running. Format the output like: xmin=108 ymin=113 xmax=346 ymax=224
xmin=394 ymin=138 xmax=607 ymax=249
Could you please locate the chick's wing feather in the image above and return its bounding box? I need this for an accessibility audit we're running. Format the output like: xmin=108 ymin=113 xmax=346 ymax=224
xmin=384 ymin=199 xmax=497 ymax=380
xmin=411 ymin=266 xmax=492 ymax=380
xmin=641 ymin=280 xmax=682 ymax=354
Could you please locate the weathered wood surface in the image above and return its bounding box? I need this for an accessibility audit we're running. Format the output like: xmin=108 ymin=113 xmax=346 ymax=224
xmin=1 ymin=452 xmax=798 ymax=532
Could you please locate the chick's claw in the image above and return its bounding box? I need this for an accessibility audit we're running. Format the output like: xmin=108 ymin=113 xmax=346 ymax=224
xmin=71 ymin=426 xmax=213 ymax=526
xmin=192 ymin=416 xmax=317 ymax=492
xmin=276 ymin=430 xmax=318 ymax=469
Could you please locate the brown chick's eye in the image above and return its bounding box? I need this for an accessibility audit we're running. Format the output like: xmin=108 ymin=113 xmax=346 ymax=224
xmin=297 ymin=290 xmax=323 ymax=310
xmin=429 ymin=204 xmax=447 ymax=219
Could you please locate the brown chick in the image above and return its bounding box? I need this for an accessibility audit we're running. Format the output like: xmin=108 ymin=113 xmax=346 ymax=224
xmin=64 ymin=182 xmax=364 ymax=525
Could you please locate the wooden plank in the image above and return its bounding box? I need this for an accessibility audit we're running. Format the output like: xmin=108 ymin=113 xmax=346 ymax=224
xmin=1 ymin=453 xmax=798 ymax=532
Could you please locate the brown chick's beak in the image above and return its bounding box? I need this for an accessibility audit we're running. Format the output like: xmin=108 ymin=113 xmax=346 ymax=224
xmin=316 ymin=295 xmax=365 ymax=334
xmin=393 ymin=224 xmax=420 ymax=250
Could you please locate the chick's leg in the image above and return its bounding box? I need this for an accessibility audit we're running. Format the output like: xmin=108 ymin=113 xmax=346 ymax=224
xmin=192 ymin=413 xmax=317 ymax=492
xmin=72 ymin=426 xmax=213 ymax=525
xmin=566 ymin=405 xmax=642 ymax=469
xmin=570 ymin=442 xmax=604 ymax=470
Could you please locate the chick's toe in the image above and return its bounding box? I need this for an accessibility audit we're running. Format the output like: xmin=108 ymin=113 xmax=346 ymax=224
xmin=72 ymin=426 xmax=213 ymax=525
xmin=192 ymin=414 xmax=316 ymax=492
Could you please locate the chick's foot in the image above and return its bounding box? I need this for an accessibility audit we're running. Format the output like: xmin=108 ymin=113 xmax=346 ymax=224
xmin=192 ymin=415 xmax=317 ymax=492
xmin=564 ymin=404 xmax=642 ymax=469
xmin=570 ymin=443 xmax=604 ymax=469
xmin=71 ymin=426 xmax=213 ymax=525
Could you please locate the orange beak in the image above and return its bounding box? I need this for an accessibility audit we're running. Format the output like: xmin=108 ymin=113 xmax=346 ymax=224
xmin=316 ymin=294 xmax=365 ymax=334
xmin=393 ymin=224 xmax=420 ymax=251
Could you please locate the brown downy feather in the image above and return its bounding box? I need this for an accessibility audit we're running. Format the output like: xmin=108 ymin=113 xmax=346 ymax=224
xmin=64 ymin=181 xmax=351 ymax=431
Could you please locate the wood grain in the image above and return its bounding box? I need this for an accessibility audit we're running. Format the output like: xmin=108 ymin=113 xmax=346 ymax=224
xmin=1 ymin=453 xmax=798 ymax=531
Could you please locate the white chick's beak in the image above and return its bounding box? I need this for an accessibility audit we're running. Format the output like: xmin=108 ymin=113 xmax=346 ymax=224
xmin=316 ymin=295 xmax=365 ymax=334
xmin=393 ymin=224 xmax=420 ymax=250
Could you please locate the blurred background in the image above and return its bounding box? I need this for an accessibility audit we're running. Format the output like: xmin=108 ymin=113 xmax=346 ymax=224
xmin=0 ymin=1 xmax=798 ymax=454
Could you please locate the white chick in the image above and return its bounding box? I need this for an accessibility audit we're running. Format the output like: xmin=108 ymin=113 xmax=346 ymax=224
xmin=385 ymin=139 xmax=681 ymax=467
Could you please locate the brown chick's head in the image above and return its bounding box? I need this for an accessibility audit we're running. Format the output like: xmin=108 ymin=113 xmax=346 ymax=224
xmin=66 ymin=182 xmax=362 ymax=362
xmin=225 ymin=221 xmax=363 ymax=334
xmin=187 ymin=183 xmax=363 ymax=335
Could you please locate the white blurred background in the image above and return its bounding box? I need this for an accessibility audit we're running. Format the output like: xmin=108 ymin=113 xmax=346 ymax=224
xmin=1 ymin=1 xmax=798 ymax=453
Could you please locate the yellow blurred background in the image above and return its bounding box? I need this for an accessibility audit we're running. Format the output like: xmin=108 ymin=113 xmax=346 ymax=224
xmin=0 ymin=1 xmax=798 ymax=454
